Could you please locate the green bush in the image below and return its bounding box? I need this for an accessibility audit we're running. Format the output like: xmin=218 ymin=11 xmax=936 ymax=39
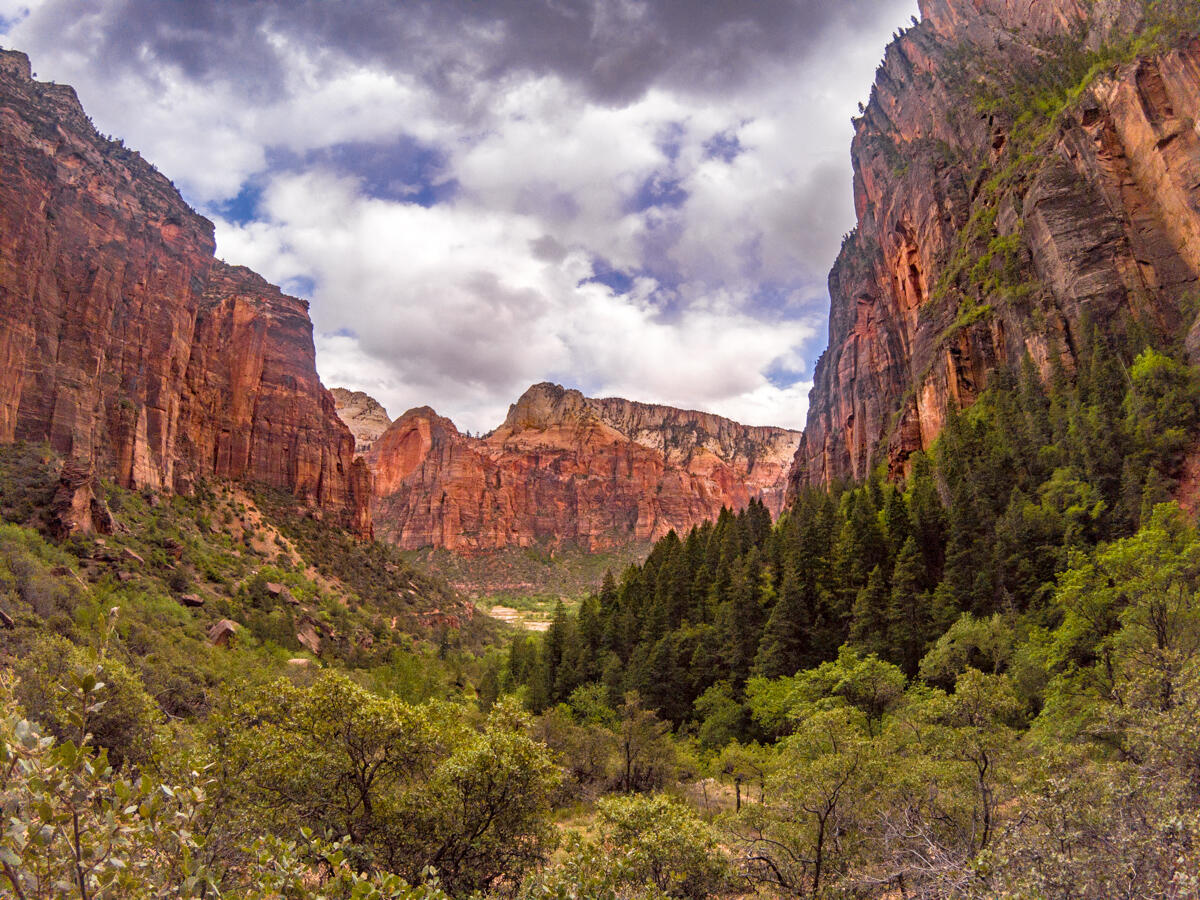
xmin=13 ymin=633 xmax=161 ymax=769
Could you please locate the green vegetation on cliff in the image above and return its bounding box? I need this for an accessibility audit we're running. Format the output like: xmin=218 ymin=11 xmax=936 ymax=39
xmin=4 ymin=5 xmax=1200 ymax=899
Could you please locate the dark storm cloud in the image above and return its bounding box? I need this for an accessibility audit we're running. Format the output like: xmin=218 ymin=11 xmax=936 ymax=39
xmin=20 ymin=0 xmax=288 ymax=99
xmin=2 ymin=0 xmax=919 ymax=431
xmin=25 ymin=0 xmax=901 ymax=103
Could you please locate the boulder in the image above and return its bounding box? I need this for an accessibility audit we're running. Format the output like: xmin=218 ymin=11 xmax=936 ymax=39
xmin=296 ymin=618 xmax=322 ymax=656
xmin=48 ymin=457 xmax=115 ymax=540
xmin=207 ymin=619 xmax=239 ymax=647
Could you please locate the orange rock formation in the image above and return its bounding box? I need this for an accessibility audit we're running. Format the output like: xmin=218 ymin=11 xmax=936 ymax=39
xmin=0 ymin=50 xmax=370 ymax=535
xmin=790 ymin=0 xmax=1200 ymax=493
xmin=369 ymin=383 xmax=801 ymax=551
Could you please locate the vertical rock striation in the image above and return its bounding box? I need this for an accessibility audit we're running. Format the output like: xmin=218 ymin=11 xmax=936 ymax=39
xmin=179 ymin=264 xmax=373 ymax=536
xmin=369 ymin=383 xmax=802 ymax=552
xmin=0 ymin=50 xmax=370 ymax=534
xmin=789 ymin=0 xmax=1200 ymax=493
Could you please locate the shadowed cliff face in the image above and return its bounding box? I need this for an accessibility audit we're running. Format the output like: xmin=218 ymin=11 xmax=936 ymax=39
xmin=368 ymin=383 xmax=802 ymax=552
xmin=0 ymin=50 xmax=371 ymax=536
xmin=789 ymin=0 xmax=1200 ymax=494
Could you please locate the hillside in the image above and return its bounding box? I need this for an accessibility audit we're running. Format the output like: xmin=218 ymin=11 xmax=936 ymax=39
xmin=0 ymin=442 xmax=483 ymax=697
xmin=6 ymin=2 xmax=1200 ymax=899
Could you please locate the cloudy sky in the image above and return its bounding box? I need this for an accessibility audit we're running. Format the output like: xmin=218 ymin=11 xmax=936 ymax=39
xmin=0 ymin=0 xmax=917 ymax=433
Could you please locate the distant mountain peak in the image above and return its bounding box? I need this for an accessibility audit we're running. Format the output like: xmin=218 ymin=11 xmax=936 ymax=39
xmin=365 ymin=383 xmax=803 ymax=554
xmin=331 ymin=388 xmax=392 ymax=455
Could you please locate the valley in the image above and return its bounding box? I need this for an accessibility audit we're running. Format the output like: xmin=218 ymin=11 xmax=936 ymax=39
xmin=3 ymin=1 xmax=1200 ymax=898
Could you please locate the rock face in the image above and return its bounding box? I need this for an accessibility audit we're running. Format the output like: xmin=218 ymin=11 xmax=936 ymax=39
xmin=369 ymin=383 xmax=802 ymax=551
xmin=331 ymin=388 xmax=392 ymax=455
xmin=0 ymin=50 xmax=371 ymax=535
xmin=789 ymin=0 xmax=1200 ymax=493
xmin=49 ymin=456 xmax=114 ymax=540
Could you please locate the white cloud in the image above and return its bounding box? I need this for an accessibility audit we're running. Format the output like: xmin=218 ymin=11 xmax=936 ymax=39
xmin=0 ymin=0 xmax=36 ymax=25
xmin=1 ymin=0 xmax=920 ymax=433
xmin=215 ymin=167 xmax=820 ymax=432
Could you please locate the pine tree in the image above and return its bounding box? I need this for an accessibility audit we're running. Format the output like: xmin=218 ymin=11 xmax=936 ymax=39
xmin=880 ymin=484 xmax=911 ymax=565
xmin=850 ymin=565 xmax=891 ymax=659
xmin=1018 ymin=354 xmax=1053 ymax=471
xmin=753 ymin=562 xmax=811 ymax=678
xmin=906 ymin=452 xmax=946 ymax=582
xmin=746 ymin=497 xmax=773 ymax=547
xmin=599 ymin=569 xmax=619 ymax=608
xmin=830 ymin=489 xmax=886 ymax=630
xmin=888 ymin=536 xmax=931 ymax=676
xmin=718 ymin=554 xmax=764 ymax=684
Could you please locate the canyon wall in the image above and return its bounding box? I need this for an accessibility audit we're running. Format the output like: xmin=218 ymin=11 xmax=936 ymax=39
xmin=789 ymin=0 xmax=1200 ymax=492
xmin=0 ymin=50 xmax=370 ymax=534
xmin=331 ymin=388 xmax=392 ymax=455
xmin=367 ymin=383 xmax=801 ymax=552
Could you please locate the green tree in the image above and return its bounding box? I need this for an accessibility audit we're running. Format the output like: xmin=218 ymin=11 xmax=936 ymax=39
xmin=693 ymin=680 xmax=745 ymax=750
xmin=753 ymin=561 xmax=811 ymax=679
xmin=413 ymin=700 xmax=561 ymax=894
xmin=887 ymin=537 xmax=931 ymax=676
xmin=13 ymin=633 xmax=161 ymax=769
xmin=617 ymin=692 xmax=676 ymax=793
xmin=520 ymin=794 xmax=730 ymax=900
xmin=731 ymin=706 xmax=875 ymax=897
xmin=0 ymin=661 xmax=218 ymax=899
xmin=849 ymin=565 xmax=890 ymax=659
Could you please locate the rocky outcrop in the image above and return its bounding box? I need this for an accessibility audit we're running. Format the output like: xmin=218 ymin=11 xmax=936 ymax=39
xmin=369 ymin=383 xmax=802 ymax=552
xmin=49 ymin=456 xmax=114 ymax=539
xmin=331 ymin=388 xmax=391 ymax=455
xmin=789 ymin=0 xmax=1200 ymax=492
xmin=0 ymin=50 xmax=370 ymax=535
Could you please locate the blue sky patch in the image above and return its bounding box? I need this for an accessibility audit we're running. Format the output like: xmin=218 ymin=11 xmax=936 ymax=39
xmin=214 ymin=181 xmax=264 ymax=225
xmin=580 ymin=257 xmax=635 ymax=295
xmin=764 ymin=356 xmax=808 ymax=389
xmin=656 ymin=121 xmax=686 ymax=162
xmin=703 ymin=130 xmax=742 ymax=163
xmin=0 ymin=8 xmax=30 ymax=35
xmin=282 ymin=274 xmax=317 ymax=299
xmin=629 ymin=172 xmax=687 ymax=212
xmin=271 ymin=137 xmax=457 ymax=207
xmin=746 ymin=281 xmax=829 ymax=318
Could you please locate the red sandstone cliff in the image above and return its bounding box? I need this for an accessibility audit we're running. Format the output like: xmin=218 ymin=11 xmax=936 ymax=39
xmin=789 ymin=0 xmax=1200 ymax=493
xmin=368 ymin=383 xmax=801 ymax=551
xmin=0 ymin=50 xmax=370 ymax=535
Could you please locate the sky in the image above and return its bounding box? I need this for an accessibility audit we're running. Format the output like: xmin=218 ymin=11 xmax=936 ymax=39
xmin=0 ymin=0 xmax=918 ymax=433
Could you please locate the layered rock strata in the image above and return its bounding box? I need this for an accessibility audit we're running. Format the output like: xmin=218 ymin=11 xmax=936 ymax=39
xmin=369 ymin=383 xmax=801 ymax=551
xmin=789 ymin=0 xmax=1200 ymax=492
xmin=0 ymin=50 xmax=370 ymax=534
